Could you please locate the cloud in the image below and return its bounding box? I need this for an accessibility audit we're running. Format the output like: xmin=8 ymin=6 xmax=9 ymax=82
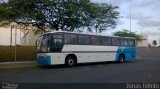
xmin=131 ymin=0 xmax=160 ymax=16
xmin=117 ymin=20 xmax=124 ymax=25
xmin=126 ymin=12 xmax=152 ymax=20
xmin=0 ymin=0 xmax=8 ymax=3
xmin=143 ymin=30 xmax=160 ymax=36
xmin=126 ymin=12 xmax=160 ymax=27
xmin=138 ymin=20 xmax=160 ymax=27
xmin=91 ymin=0 xmax=130 ymax=5
xmin=132 ymin=0 xmax=157 ymax=8
xmin=107 ymin=0 xmax=130 ymax=5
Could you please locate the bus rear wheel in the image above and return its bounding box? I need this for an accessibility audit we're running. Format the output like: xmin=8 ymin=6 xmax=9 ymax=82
xmin=118 ymin=54 xmax=125 ymax=63
xmin=65 ymin=56 xmax=76 ymax=67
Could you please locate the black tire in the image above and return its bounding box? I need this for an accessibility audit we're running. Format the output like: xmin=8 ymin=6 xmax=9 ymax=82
xmin=65 ymin=56 xmax=76 ymax=67
xmin=118 ymin=54 xmax=125 ymax=63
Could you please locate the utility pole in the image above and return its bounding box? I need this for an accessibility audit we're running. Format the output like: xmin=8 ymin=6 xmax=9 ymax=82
xmin=130 ymin=0 xmax=132 ymax=35
xmin=20 ymin=25 xmax=21 ymax=45
xmin=15 ymin=26 xmax=17 ymax=62
xmin=159 ymin=38 xmax=160 ymax=46
xmin=10 ymin=25 xmax=13 ymax=46
xmin=141 ymin=27 xmax=143 ymax=46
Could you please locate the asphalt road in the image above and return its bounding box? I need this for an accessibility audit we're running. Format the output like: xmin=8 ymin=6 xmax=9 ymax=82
xmin=0 ymin=48 xmax=160 ymax=83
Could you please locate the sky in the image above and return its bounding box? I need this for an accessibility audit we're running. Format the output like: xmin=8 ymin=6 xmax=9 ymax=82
xmin=91 ymin=0 xmax=160 ymax=45
xmin=91 ymin=0 xmax=160 ymax=43
xmin=0 ymin=0 xmax=160 ymax=45
xmin=91 ymin=0 xmax=160 ymax=35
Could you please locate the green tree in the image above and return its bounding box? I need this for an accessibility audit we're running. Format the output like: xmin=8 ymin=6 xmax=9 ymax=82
xmin=113 ymin=29 xmax=142 ymax=40
xmin=0 ymin=0 xmax=119 ymax=34
xmin=152 ymin=40 xmax=157 ymax=46
xmin=92 ymin=3 xmax=119 ymax=33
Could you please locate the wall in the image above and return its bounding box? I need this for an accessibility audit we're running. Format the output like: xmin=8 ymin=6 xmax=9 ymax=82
xmin=0 ymin=46 xmax=36 ymax=62
xmin=21 ymin=29 xmax=40 ymax=46
xmin=0 ymin=27 xmax=21 ymax=45
xmin=137 ymin=35 xmax=148 ymax=47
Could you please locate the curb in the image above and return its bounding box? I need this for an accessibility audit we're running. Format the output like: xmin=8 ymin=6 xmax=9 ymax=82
xmin=0 ymin=65 xmax=39 ymax=69
xmin=0 ymin=61 xmax=40 ymax=69
xmin=0 ymin=61 xmax=37 ymax=65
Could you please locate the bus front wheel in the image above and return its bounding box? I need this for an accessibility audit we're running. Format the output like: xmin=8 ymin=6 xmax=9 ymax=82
xmin=118 ymin=54 xmax=125 ymax=63
xmin=65 ymin=56 xmax=76 ymax=67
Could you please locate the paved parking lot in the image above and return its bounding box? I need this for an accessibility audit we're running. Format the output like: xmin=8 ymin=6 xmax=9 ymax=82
xmin=0 ymin=48 xmax=160 ymax=83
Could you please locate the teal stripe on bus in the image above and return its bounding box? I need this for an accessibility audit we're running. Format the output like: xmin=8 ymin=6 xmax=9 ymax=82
xmin=116 ymin=46 xmax=136 ymax=61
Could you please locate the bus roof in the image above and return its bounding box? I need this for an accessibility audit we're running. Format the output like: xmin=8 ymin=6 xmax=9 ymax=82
xmin=43 ymin=31 xmax=136 ymax=39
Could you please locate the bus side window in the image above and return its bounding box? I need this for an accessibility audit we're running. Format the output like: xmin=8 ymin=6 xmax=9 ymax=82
xmin=78 ymin=35 xmax=90 ymax=45
xmin=102 ymin=37 xmax=111 ymax=46
xmin=55 ymin=39 xmax=62 ymax=47
xmin=64 ymin=34 xmax=71 ymax=44
xmin=91 ymin=36 xmax=101 ymax=45
xmin=111 ymin=38 xmax=120 ymax=46
xmin=50 ymin=34 xmax=63 ymax=52
xmin=120 ymin=38 xmax=128 ymax=46
xmin=50 ymin=36 xmax=55 ymax=50
xmin=70 ymin=34 xmax=78 ymax=44
xmin=128 ymin=39 xmax=135 ymax=46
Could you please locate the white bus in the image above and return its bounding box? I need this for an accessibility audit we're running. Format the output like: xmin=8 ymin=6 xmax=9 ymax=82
xmin=37 ymin=31 xmax=136 ymax=66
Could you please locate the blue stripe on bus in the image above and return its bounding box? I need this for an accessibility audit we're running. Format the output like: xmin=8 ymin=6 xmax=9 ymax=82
xmin=116 ymin=46 xmax=136 ymax=61
xmin=37 ymin=56 xmax=51 ymax=65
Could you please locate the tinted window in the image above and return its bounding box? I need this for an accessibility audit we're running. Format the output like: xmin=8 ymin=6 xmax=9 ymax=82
xmin=102 ymin=37 xmax=111 ymax=45
xmin=91 ymin=36 xmax=101 ymax=45
xmin=64 ymin=34 xmax=78 ymax=44
xmin=120 ymin=38 xmax=128 ymax=46
xmin=70 ymin=34 xmax=78 ymax=44
xmin=128 ymin=39 xmax=135 ymax=46
xmin=78 ymin=35 xmax=90 ymax=45
xmin=53 ymin=35 xmax=62 ymax=39
xmin=40 ymin=35 xmax=50 ymax=52
xmin=64 ymin=34 xmax=71 ymax=44
xmin=50 ymin=34 xmax=63 ymax=52
xmin=112 ymin=38 xmax=120 ymax=46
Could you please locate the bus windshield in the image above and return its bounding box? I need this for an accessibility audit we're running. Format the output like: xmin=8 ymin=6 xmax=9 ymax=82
xmin=40 ymin=34 xmax=63 ymax=53
xmin=40 ymin=35 xmax=50 ymax=53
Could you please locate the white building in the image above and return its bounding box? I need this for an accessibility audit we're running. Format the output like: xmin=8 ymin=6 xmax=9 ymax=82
xmin=0 ymin=26 xmax=44 ymax=46
xmin=137 ymin=35 xmax=148 ymax=47
xmin=20 ymin=27 xmax=52 ymax=46
xmin=21 ymin=29 xmax=41 ymax=46
xmin=0 ymin=27 xmax=21 ymax=45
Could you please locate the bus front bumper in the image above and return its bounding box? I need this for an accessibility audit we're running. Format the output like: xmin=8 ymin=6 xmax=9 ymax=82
xmin=37 ymin=56 xmax=51 ymax=65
